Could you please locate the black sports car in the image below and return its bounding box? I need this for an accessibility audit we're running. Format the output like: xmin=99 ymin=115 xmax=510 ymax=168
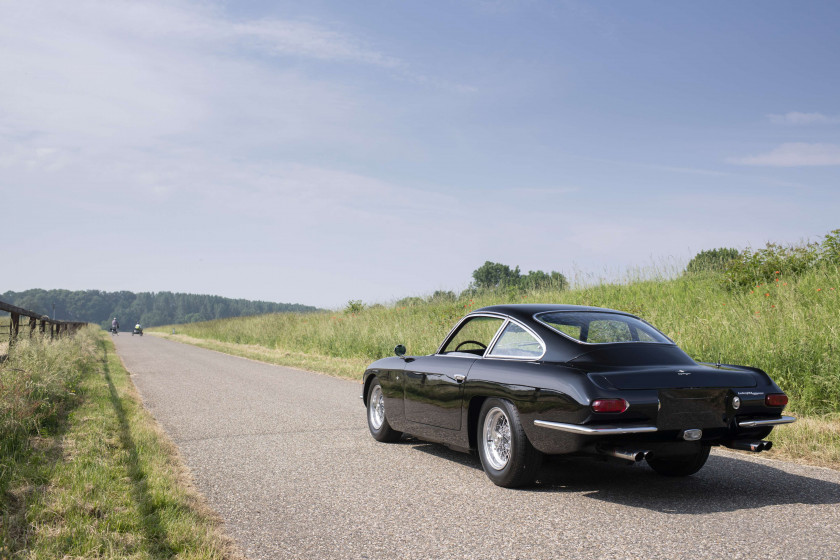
xmin=362 ymin=304 xmax=795 ymax=487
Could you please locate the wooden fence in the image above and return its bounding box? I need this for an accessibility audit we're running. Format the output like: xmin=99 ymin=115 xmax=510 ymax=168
xmin=0 ymin=299 xmax=87 ymax=346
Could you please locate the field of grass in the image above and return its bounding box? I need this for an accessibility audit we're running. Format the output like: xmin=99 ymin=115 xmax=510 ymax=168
xmin=153 ymin=265 xmax=840 ymax=468
xmin=0 ymin=328 xmax=239 ymax=559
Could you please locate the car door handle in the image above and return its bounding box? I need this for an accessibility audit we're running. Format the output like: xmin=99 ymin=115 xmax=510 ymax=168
xmin=454 ymin=374 xmax=466 ymax=382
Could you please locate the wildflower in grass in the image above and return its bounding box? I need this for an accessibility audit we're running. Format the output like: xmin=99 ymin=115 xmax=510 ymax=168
xmin=775 ymin=271 xmax=780 ymax=274
xmin=817 ymin=288 xmax=822 ymax=292
xmin=765 ymin=293 xmax=770 ymax=297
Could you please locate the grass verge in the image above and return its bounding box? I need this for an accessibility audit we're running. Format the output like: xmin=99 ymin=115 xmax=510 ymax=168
xmin=0 ymin=329 xmax=241 ymax=559
xmin=766 ymin=414 xmax=840 ymax=469
xmin=156 ymin=333 xmax=368 ymax=381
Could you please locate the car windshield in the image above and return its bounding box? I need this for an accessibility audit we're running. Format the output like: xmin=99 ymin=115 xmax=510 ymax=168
xmin=535 ymin=311 xmax=672 ymax=344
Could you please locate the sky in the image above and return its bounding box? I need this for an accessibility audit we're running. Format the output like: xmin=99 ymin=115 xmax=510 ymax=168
xmin=1 ymin=0 xmax=839 ymax=308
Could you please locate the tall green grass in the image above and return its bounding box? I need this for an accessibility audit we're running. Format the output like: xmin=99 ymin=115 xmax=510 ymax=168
xmin=0 ymin=329 xmax=95 ymax=491
xmin=0 ymin=329 xmax=237 ymax=558
xmin=155 ymin=265 xmax=840 ymax=415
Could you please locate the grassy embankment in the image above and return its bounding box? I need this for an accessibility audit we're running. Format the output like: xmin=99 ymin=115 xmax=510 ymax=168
xmin=153 ymin=265 xmax=840 ymax=469
xmin=0 ymin=327 xmax=239 ymax=559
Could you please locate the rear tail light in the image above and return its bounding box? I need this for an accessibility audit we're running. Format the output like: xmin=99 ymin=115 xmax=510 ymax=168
xmin=765 ymin=394 xmax=788 ymax=407
xmin=591 ymin=398 xmax=628 ymax=413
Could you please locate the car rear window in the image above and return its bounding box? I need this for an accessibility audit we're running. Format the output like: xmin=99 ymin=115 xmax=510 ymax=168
xmin=535 ymin=311 xmax=672 ymax=344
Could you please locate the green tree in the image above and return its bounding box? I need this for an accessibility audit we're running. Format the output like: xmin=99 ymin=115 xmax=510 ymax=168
xmin=471 ymin=261 xmax=521 ymax=290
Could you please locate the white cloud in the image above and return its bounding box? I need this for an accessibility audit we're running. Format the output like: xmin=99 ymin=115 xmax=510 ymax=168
xmin=0 ymin=2 xmax=400 ymax=142
xmin=230 ymin=19 xmax=400 ymax=67
xmin=767 ymin=112 xmax=840 ymax=125
xmin=729 ymin=143 xmax=840 ymax=167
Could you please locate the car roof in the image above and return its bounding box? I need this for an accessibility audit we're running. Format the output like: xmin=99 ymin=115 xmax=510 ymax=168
xmin=473 ymin=303 xmax=635 ymax=322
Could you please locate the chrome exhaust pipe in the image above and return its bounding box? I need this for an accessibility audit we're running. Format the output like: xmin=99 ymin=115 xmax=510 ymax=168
xmin=598 ymin=447 xmax=650 ymax=462
xmin=726 ymin=440 xmax=772 ymax=452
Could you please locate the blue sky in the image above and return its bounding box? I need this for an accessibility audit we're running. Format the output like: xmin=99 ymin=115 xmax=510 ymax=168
xmin=1 ymin=0 xmax=838 ymax=308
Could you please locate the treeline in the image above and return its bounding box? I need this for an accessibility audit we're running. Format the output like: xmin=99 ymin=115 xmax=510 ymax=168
xmin=0 ymin=289 xmax=321 ymax=329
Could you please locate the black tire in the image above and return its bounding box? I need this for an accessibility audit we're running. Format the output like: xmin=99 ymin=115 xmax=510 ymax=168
xmin=366 ymin=378 xmax=402 ymax=443
xmin=477 ymin=398 xmax=542 ymax=488
xmin=646 ymin=443 xmax=711 ymax=476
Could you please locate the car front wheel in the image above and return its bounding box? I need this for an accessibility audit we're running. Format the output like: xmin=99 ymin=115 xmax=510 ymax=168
xmin=477 ymin=398 xmax=542 ymax=488
xmin=366 ymin=378 xmax=402 ymax=443
xmin=646 ymin=443 xmax=711 ymax=476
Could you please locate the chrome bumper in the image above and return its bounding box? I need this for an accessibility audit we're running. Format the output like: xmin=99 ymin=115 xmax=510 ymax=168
xmin=534 ymin=420 xmax=658 ymax=435
xmin=737 ymin=415 xmax=797 ymax=428
xmin=535 ymin=414 xmax=796 ymax=435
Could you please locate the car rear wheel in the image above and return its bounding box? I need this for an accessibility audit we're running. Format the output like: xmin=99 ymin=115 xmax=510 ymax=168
xmin=477 ymin=398 xmax=542 ymax=488
xmin=646 ymin=443 xmax=711 ymax=476
xmin=367 ymin=378 xmax=402 ymax=443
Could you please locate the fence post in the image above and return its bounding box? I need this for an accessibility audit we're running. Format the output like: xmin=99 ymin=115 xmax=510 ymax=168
xmin=29 ymin=316 xmax=36 ymax=338
xmin=11 ymin=312 xmax=20 ymax=344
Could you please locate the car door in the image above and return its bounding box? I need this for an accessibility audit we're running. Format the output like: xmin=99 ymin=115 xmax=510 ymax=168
xmin=403 ymin=315 xmax=506 ymax=430
xmin=403 ymin=356 xmax=475 ymax=430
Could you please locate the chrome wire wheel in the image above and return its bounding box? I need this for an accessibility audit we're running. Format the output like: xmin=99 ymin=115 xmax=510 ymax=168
xmin=482 ymin=407 xmax=511 ymax=471
xmin=368 ymin=384 xmax=386 ymax=430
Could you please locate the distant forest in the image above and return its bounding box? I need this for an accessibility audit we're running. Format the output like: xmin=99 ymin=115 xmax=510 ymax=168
xmin=0 ymin=289 xmax=321 ymax=329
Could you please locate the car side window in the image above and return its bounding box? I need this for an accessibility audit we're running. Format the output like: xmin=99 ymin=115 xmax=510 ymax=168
xmin=442 ymin=316 xmax=505 ymax=355
xmin=487 ymin=322 xmax=543 ymax=358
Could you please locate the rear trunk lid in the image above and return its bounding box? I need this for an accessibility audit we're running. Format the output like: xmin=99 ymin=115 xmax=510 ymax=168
xmin=587 ymin=365 xmax=757 ymax=390
xmin=573 ymin=345 xmax=757 ymax=389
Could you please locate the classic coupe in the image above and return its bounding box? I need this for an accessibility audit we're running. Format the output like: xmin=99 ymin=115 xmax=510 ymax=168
xmin=362 ymin=304 xmax=795 ymax=487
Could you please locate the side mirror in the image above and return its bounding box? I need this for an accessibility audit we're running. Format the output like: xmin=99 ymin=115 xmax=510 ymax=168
xmin=394 ymin=344 xmax=407 ymax=357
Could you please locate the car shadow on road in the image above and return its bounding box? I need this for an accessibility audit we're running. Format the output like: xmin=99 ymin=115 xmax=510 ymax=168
xmin=407 ymin=440 xmax=840 ymax=514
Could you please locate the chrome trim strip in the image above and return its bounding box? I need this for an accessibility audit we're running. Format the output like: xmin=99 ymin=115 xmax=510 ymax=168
xmin=483 ymin=318 xmax=510 ymax=358
xmin=534 ymin=420 xmax=658 ymax=435
xmin=737 ymin=415 xmax=797 ymax=428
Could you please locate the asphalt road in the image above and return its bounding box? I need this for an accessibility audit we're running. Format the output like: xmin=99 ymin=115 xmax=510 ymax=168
xmin=112 ymin=334 xmax=840 ymax=560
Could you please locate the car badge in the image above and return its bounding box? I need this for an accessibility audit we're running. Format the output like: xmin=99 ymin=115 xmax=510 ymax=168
xmin=676 ymin=370 xmax=690 ymax=375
